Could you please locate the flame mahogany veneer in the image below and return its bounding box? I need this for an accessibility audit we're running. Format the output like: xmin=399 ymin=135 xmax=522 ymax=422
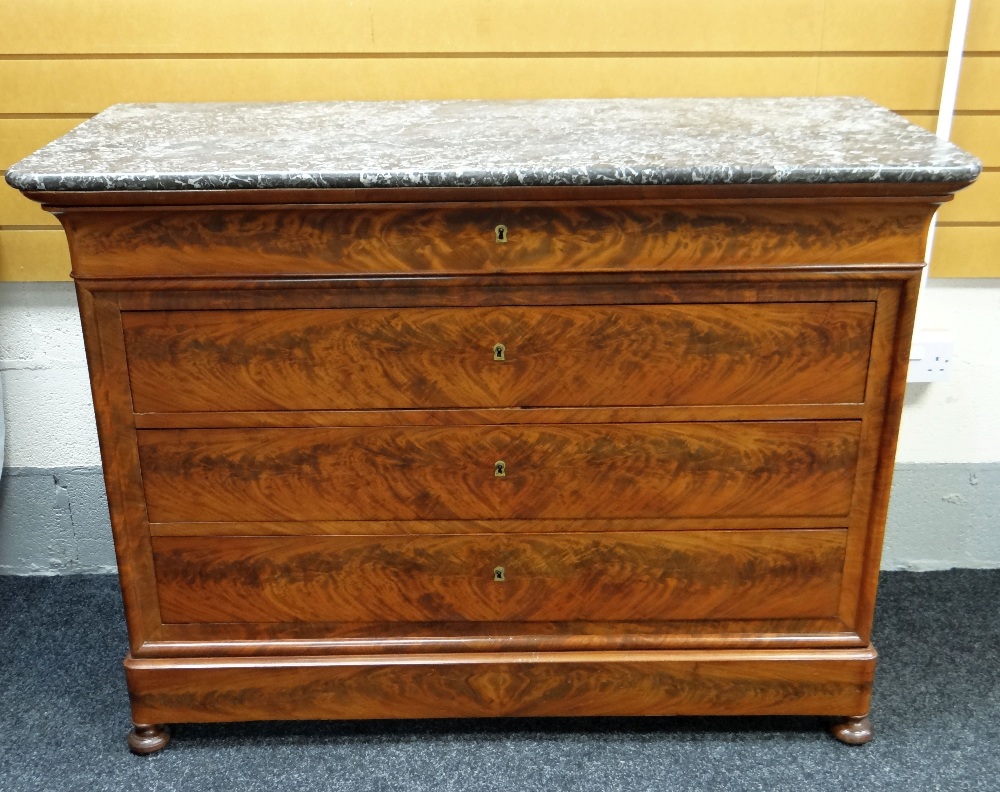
xmin=33 ymin=179 xmax=959 ymax=751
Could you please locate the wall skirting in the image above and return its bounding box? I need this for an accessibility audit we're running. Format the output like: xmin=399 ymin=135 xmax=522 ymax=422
xmin=0 ymin=462 xmax=998 ymax=575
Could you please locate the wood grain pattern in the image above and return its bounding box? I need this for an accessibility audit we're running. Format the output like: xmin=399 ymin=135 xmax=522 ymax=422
xmin=61 ymin=201 xmax=934 ymax=279
xmin=836 ymin=281 xmax=905 ymax=635
xmin=851 ymin=275 xmax=920 ymax=642
xmin=143 ymin=616 xmax=860 ymax=657
xmin=136 ymin=422 xmax=862 ymax=523
xmin=148 ymin=516 xmax=848 ymax=537
xmin=122 ymin=302 xmax=875 ymax=412
xmin=75 ymin=286 xmax=163 ymax=652
xmin=32 ymin=171 xmax=943 ymax=738
xmin=132 ymin=404 xmax=868 ymax=430
xmin=111 ymin=271 xmax=889 ymax=307
xmin=151 ymin=529 xmax=846 ymax=624
xmin=141 ymin=617 xmax=861 ymax=658
xmin=124 ymin=648 xmax=877 ymax=724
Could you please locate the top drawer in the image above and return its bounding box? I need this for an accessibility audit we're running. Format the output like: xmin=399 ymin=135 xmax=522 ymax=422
xmin=122 ymin=302 xmax=875 ymax=412
xmin=64 ymin=201 xmax=931 ymax=279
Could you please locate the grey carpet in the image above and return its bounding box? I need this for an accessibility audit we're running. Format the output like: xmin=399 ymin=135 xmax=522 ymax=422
xmin=0 ymin=570 xmax=997 ymax=791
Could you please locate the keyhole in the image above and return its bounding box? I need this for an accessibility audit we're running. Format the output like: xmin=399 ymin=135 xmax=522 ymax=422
xmin=494 ymin=460 xmax=506 ymax=477
xmin=495 ymin=224 xmax=508 ymax=243
xmin=493 ymin=343 xmax=506 ymax=361
xmin=493 ymin=566 xmax=506 ymax=582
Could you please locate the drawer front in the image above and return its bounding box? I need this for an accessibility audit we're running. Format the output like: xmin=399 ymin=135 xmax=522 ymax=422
xmin=137 ymin=422 xmax=861 ymax=523
xmin=66 ymin=201 xmax=931 ymax=279
xmin=151 ymin=530 xmax=847 ymax=624
xmin=123 ymin=302 xmax=875 ymax=412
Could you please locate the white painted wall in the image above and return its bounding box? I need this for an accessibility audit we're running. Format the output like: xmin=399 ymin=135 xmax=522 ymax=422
xmin=0 ymin=282 xmax=99 ymax=469
xmin=897 ymin=279 xmax=1000 ymax=463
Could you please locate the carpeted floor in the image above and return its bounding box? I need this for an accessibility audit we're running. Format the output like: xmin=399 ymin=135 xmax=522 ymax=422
xmin=0 ymin=570 xmax=998 ymax=791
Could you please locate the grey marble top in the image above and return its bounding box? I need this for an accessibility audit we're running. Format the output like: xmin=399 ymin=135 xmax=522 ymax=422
xmin=5 ymin=97 xmax=981 ymax=192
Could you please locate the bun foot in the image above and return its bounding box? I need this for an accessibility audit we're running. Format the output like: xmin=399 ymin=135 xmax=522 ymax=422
xmin=830 ymin=715 xmax=873 ymax=745
xmin=128 ymin=723 xmax=171 ymax=754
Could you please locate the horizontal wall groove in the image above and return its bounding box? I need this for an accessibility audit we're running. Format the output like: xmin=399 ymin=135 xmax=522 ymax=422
xmin=0 ymin=51 xmax=953 ymax=61
xmin=0 ymin=113 xmax=95 ymax=120
xmin=0 ymin=225 xmax=62 ymax=232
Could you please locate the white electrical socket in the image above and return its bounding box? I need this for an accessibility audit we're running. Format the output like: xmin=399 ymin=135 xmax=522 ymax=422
xmin=908 ymin=329 xmax=954 ymax=383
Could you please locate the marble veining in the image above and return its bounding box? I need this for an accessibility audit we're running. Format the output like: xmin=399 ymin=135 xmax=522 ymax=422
xmin=5 ymin=97 xmax=981 ymax=192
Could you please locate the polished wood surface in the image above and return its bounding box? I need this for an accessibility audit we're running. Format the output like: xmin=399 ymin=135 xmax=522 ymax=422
xmin=133 ymin=403 xmax=867 ymax=430
xmin=122 ymin=302 xmax=875 ymax=412
xmin=148 ymin=515 xmax=848 ymax=537
xmin=40 ymin=174 xmax=955 ymax=746
xmin=151 ymin=529 xmax=847 ymax=624
xmin=136 ymin=421 xmax=861 ymax=523
xmin=142 ymin=616 xmax=860 ymax=658
xmin=124 ymin=647 xmax=877 ymax=724
xmin=61 ymin=199 xmax=934 ymax=278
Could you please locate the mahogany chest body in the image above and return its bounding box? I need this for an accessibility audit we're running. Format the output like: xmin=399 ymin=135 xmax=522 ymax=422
xmin=6 ymin=98 xmax=980 ymax=751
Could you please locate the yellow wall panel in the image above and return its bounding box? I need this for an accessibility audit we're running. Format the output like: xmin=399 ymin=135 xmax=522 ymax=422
xmin=903 ymin=112 xmax=938 ymax=132
xmin=1 ymin=118 xmax=89 ymax=169
xmin=957 ymin=56 xmax=1000 ymax=110
xmin=951 ymin=114 xmax=1000 ymax=166
xmin=0 ymin=230 xmax=70 ymax=280
xmin=931 ymin=226 xmax=1000 ymax=278
xmin=0 ymin=184 xmax=59 ymax=227
xmin=815 ymin=56 xmax=944 ymax=109
xmin=937 ymin=172 xmax=1000 ymax=222
xmin=0 ymin=56 xmax=946 ymax=115
xmin=0 ymin=0 xmax=955 ymax=55
xmin=821 ymin=0 xmax=951 ymax=51
xmin=967 ymin=0 xmax=1000 ymax=51
xmin=0 ymin=0 xmax=829 ymax=55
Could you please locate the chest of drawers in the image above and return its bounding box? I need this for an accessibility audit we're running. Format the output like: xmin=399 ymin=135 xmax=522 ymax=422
xmin=7 ymin=98 xmax=979 ymax=752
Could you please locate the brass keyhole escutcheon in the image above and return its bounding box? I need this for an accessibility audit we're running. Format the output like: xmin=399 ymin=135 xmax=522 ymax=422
xmin=494 ymin=460 xmax=506 ymax=477
xmin=495 ymin=224 xmax=508 ymax=243
xmin=493 ymin=566 xmax=506 ymax=582
xmin=493 ymin=343 xmax=506 ymax=361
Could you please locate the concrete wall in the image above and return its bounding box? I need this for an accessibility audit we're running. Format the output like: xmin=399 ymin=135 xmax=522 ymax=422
xmin=1 ymin=279 xmax=999 ymax=574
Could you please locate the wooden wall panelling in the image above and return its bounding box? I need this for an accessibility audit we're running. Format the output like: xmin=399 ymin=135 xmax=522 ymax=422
xmin=937 ymin=172 xmax=1000 ymax=222
xmin=0 ymin=229 xmax=70 ymax=281
xmin=0 ymin=0 xmax=954 ymax=55
xmin=0 ymin=57 xmax=946 ymax=114
xmin=967 ymin=0 xmax=1000 ymax=52
xmin=931 ymin=226 xmax=1000 ymax=278
xmin=956 ymin=56 xmax=1000 ymax=110
xmin=933 ymin=44 xmax=1000 ymax=277
xmin=951 ymin=115 xmax=1000 ymax=166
